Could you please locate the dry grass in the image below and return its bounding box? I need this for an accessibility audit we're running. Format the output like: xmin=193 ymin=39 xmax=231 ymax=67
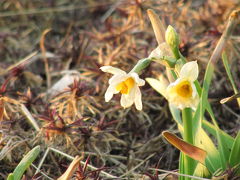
xmin=0 ymin=0 xmax=239 ymax=179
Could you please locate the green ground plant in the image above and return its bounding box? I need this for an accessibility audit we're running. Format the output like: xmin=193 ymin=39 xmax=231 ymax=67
xmin=101 ymin=9 xmax=240 ymax=179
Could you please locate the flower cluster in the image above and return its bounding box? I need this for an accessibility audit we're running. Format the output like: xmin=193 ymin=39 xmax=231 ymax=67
xmin=100 ymin=18 xmax=200 ymax=111
xmin=100 ymin=61 xmax=199 ymax=111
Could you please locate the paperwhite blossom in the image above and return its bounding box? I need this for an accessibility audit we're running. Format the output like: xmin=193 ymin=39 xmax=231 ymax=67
xmin=166 ymin=61 xmax=199 ymax=110
xmin=148 ymin=42 xmax=173 ymax=60
xmin=100 ymin=66 xmax=145 ymax=110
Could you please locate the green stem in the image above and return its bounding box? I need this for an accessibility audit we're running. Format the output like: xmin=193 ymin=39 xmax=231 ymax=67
xmin=182 ymin=108 xmax=194 ymax=145
xmin=151 ymin=56 xmax=177 ymax=68
xmin=182 ymin=108 xmax=194 ymax=179
xmin=179 ymin=152 xmax=184 ymax=180
xmin=172 ymin=48 xmax=180 ymax=59
xmin=130 ymin=58 xmax=152 ymax=74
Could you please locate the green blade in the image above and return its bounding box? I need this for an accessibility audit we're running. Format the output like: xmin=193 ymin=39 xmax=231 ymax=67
xmin=222 ymin=51 xmax=240 ymax=106
xmin=206 ymin=103 xmax=230 ymax=170
xmin=229 ymin=132 xmax=240 ymax=168
xmin=7 ymin=173 xmax=14 ymax=180
xmin=193 ymin=163 xmax=210 ymax=178
xmin=202 ymin=120 xmax=234 ymax=150
xmin=179 ymin=152 xmax=185 ymax=180
xmin=12 ymin=146 xmax=40 ymax=180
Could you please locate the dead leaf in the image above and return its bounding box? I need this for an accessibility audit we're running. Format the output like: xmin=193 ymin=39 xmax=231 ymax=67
xmin=57 ymin=156 xmax=82 ymax=180
xmin=162 ymin=131 xmax=207 ymax=164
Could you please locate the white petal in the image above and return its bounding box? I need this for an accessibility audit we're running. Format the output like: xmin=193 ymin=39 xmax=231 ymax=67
xmin=191 ymin=82 xmax=198 ymax=98
xmin=120 ymin=86 xmax=136 ymax=108
xmin=191 ymin=95 xmax=200 ymax=110
xmin=109 ymin=74 xmax=127 ymax=85
xmin=146 ymin=77 xmax=168 ymax=99
xmin=166 ymin=68 xmax=175 ymax=83
xmin=180 ymin=61 xmax=198 ymax=81
xmin=130 ymin=73 xmax=145 ymax=86
xmin=167 ymin=78 xmax=181 ymax=89
xmin=148 ymin=43 xmax=173 ymax=59
xmin=166 ymin=80 xmax=200 ymax=110
xmin=120 ymin=94 xmax=134 ymax=108
xmin=148 ymin=46 xmax=161 ymax=59
xmin=100 ymin=66 xmax=126 ymax=75
xmin=134 ymin=86 xmax=142 ymax=110
xmin=105 ymin=85 xmax=117 ymax=102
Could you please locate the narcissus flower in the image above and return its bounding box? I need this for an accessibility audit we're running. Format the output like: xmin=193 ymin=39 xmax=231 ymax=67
xmin=148 ymin=42 xmax=173 ymax=59
xmin=166 ymin=61 xmax=199 ymax=110
xmin=100 ymin=66 xmax=145 ymax=110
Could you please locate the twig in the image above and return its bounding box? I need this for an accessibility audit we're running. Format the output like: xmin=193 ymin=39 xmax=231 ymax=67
xmin=31 ymin=164 xmax=54 ymax=180
xmin=40 ymin=29 xmax=52 ymax=89
xmin=0 ymin=51 xmax=38 ymax=76
xmin=20 ymin=104 xmax=40 ymax=131
xmin=35 ymin=147 xmax=50 ymax=175
xmin=0 ymin=138 xmax=27 ymax=160
xmin=49 ymin=147 xmax=118 ymax=179
xmin=101 ymin=0 xmax=123 ymax=22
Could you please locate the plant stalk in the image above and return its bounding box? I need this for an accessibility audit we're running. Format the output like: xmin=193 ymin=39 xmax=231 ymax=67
xmin=182 ymin=108 xmax=194 ymax=179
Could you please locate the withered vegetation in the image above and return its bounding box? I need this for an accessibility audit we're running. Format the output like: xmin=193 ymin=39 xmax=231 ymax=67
xmin=0 ymin=0 xmax=239 ymax=179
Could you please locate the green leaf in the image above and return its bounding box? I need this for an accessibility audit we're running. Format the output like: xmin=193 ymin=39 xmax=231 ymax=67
xmin=192 ymin=103 xmax=201 ymax=140
xmin=169 ymin=105 xmax=182 ymax=125
xmin=202 ymin=119 xmax=234 ymax=149
xmin=193 ymin=163 xmax=210 ymax=178
xmin=7 ymin=173 xmax=14 ymax=180
xmin=178 ymin=121 xmax=221 ymax=174
xmin=229 ymin=132 xmax=240 ymax=168
xmin=195 ymin=128 xmax=221 ymax=173
xmin=206 ymin=103 xmax=230 ymax=170
xmin=222 ymin=51 xmax=240 ymax=106
xmin=200 ymin=62 xmax=214 ymax=122
xmin=198 ymin=53 xmax=231 ymax=171
xmin=12 ymin=146 xmax=40 ymax=180
xmin=179 ymin=152 xmax=185 ymax=180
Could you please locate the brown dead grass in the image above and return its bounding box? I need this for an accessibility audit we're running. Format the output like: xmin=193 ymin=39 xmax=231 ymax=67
xmin=0 ymin=0 xmax=239 ymax=179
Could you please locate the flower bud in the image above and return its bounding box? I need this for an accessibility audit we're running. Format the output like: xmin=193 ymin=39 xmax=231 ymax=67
xmin=165 ymin=25 xmax=180 ymax=58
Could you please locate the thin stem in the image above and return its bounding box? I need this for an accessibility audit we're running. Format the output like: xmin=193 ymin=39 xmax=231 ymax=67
xmin=221 ymin=51 xmax=240 ymax=106
xmin=40 ymin=29 xmax=52 ymax=89
xmin=172 ymin=49 xmax=180 ymax=59
xmin=35 ymin=147 xmax=50 ymax=174
xmin=130 ymin=58 xmax=152 ymax=74
xmin=182 ymin=108 xmax=194 ymax=179
xmin=20 ymin=104 xmax=40 ymax=131
xmin=182 ymin=108 xmax=194 ymax=144
xmin=209 ymin=9 xmax=239 ymax=64
xmin=49 ymin=147 xmax=117 ymax=178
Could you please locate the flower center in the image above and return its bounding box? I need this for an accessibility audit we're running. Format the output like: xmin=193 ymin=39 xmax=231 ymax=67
xmin=115 ymin=77 xmax=135 ymax=94
xmin=175 ymin=80 xmax=192 ymax=98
